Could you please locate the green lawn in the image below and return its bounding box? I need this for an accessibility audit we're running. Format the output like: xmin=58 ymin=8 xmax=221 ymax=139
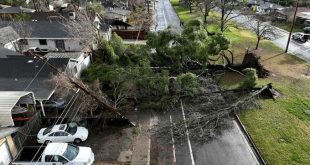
xmin=171 ymin=1 xmax=310 ymax=164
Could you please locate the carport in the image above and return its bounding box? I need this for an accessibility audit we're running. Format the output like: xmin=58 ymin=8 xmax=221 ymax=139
xmin=0 ymin=91 xmax=35 ymax=127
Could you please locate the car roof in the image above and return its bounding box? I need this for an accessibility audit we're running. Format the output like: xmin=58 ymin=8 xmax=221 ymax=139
xmin=44 ymin=143 xmax=68 ymax=155
xmin=50 ymin=124 xmax=67 ymax=132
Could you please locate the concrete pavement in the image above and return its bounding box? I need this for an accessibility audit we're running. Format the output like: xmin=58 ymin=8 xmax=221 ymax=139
xmin=154 ymin=0 xmax=182 ymax=33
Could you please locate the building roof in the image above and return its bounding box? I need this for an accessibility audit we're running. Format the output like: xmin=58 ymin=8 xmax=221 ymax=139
xmin=28 ymin=12 xmax=70 ymax=21
xmin=0 ymin=127 xmax=19 ymax=139
xmin=0 ymin=91 xmax=34 ymax=127
xmin=0 ymin=49 xmax=69 ymax=100
xmin=0 ymin=6 xmax=35 ymax=14
xmin=107 ymin=8 xmax=131 ymax=16
xmin=0 ymin=26 xmax=19 ymax=45
xmin=45 ymin=52 xmax=82 ymax=60
xmin=0 ymin=47 xmax=23 ymax=58
xmin=258 ymin=1 xmax=284 ymax=10
xmin=0 ymin=21 xmax=72 ymax=39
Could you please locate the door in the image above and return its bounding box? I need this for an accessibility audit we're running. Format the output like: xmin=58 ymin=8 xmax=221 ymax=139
xmin=55 ymin=40 xmax=65 ymax=51
xmin=50 ymin=132 xmax=71 ymax=142
xmin=0 ymin=141 xmax=12 ymax=165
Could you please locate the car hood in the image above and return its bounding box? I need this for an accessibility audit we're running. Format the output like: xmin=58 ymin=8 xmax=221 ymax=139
xmin=37 ymin=128 xmax=46 ymax=139
xmin=72 ymin=146 xmax=94 ymax=163
xmin=74 ymin=127 xmax=89 ymax=139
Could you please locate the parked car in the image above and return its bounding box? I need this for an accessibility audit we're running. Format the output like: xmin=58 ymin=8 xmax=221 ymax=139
xmin=37 ymin=123 xmax=89 ymax=144
xmin=37 ymin=97 xmax=66 ymax=110
xmin=11 ymin=143 xmax=94 ymax=165
xmin=304 ymin=27 xmax=310 ymax=33
xmin=292 ymin=32 xmax=309 ymax=43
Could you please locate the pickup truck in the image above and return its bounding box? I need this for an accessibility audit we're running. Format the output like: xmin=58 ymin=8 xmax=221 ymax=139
xmin=11 ymin=143 xmax=94 ymax=165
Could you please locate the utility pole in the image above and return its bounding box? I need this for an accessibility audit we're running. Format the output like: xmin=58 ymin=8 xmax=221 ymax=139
xmin=285 ymin=0 xmax=299 ymax=53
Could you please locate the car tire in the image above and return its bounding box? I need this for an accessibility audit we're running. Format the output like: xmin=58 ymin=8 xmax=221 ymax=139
xmin=74 ymin=138 xmax=82 ymax=144
xmin=44 ymin=140 xmax=51 ymax=145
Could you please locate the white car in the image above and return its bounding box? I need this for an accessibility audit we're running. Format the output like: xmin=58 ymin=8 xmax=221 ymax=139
xmin=11 ymin=143 xmax=94 ymax=165
xmin=37 ymin=123 xmax=89 ymax=144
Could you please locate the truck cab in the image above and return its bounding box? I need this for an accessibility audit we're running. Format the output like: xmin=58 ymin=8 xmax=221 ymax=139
xmin=11 ymin=143 xmax=94 ymax=165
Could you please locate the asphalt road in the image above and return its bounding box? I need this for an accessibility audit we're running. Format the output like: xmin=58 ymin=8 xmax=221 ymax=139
xmin=230 ymin=11 xmax=310 ymax=62
xmin=154 ymin=0 xmax=182 ymax=33
xmin=150 ymin=102 xmax=260 ymax=165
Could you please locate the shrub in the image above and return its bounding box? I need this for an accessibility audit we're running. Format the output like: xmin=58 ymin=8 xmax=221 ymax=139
xmin=242 ymin=68 xmax=258 ymax=89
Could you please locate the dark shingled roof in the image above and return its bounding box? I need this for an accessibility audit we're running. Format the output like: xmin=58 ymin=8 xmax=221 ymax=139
xmin=0 ymin=48 xmax=69 ymax=100
xmin=0 ymin=21 xmax=72 ymax=39
xmin=0 ymin=7 xmax=22 ymax=13
xmin=0 ymin=6 xmax=35 ymax=13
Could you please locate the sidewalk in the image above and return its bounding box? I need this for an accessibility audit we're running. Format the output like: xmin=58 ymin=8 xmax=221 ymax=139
xmin=129 ymin=112 xmax=157 ymax=165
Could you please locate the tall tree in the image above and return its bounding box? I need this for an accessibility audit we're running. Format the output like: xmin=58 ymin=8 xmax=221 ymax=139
xmin=218 ymin=0 xmax=239 ymax=32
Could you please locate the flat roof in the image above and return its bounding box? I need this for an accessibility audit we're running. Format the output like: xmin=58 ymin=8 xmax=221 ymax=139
xmin=0 ymin=91 xmax=35 ymax=127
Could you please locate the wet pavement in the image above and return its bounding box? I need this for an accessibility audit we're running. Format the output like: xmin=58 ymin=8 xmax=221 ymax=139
xmin=150 ymin=102 xmax=260 ymax=165
xmin=154 ymin=0 xmax=182 ymax=33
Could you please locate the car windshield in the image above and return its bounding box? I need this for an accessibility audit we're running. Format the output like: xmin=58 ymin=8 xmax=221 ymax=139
xmin=63 ymin=144 xmax=79 ymax=161
xmin=43 ymin=126 xmax=52 ymax=135
xmin=66 ymin=124 xmax=77 ymax=135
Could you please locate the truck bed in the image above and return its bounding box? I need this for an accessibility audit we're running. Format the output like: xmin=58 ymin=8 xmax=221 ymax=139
xmin=14 ymin=146 xmax=46 ymax=162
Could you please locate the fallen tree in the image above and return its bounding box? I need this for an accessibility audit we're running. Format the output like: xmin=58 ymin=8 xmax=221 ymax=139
xmin=157 ymin=83 xmax=276 ymax=143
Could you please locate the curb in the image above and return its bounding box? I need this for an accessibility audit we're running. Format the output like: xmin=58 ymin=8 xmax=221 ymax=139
xmin=234 ymin=113 xmax=267 ymax=165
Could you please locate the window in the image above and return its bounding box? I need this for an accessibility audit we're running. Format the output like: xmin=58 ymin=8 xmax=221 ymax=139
xmin=19 ymin=39 xmax=28 ymax=45
xmin=43 ymin=127 xmax=52 ymax=135
xmin=39 ymin=39 xmax=47 ymax=45
xmin=63 ymin=144 xmax=79 ymax=161
xmin=53 ymin=132 xmax=67 ymax=136
xmin=45 ymin=155 xmax=68 ymax=163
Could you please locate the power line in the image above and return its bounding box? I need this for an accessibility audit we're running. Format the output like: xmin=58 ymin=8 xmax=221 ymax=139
xmin=31 ymin=89 xmax=80 ymax=163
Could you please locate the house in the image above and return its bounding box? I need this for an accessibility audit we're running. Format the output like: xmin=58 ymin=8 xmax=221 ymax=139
xmin=45 ymin=51 xmax=91 ymax=78
xmin=0 ymin=48 xmax=70 ymax=116
xmin=0 ymin=21 xmax=84 ymax=52
xmin=0 ymin=91 xmax=37 ymax=165
xmin=296 ymin=12 xmax=310 ymax=26
xmin=101 ymin=18 xmax=132 ymax=30
xmin=0 ymin=6 xmax=35 ymax=20
xmin=105 ymin=8 xmax=131 ymax=22
xmin=255 ymin=1 xmax=284 ymax=14
xmin=270 ymin=7 xmax=310 ymax=23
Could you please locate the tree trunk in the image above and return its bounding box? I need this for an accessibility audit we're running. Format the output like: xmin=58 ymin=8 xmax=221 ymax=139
xmin=220 ymin=9 xmax=225 ymax=32
xmin=189 ymin=3 xmax=192 ymax=13
xmin=204 ymin=2 xmax=209 ymax=22
xmin=255 ymin=37 xmax=260 ymax=50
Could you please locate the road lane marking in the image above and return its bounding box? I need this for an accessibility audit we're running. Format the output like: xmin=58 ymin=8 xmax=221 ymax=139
xmin=180 ymin=100 xmax=195 ymax=165
xmin=169 ymin=115 xmax=177 ymax=164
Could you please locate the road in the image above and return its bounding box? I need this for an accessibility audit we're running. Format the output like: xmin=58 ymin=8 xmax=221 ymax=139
xmin=153 ymin=0 xmax=182 ymax=33
xmin=230 ymin=11 xmax=310 ymax=62
xmin=149 ymin=1 xmax=262 ymax=164
xmin=150 ymin=102 xmax=261 ymax=165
